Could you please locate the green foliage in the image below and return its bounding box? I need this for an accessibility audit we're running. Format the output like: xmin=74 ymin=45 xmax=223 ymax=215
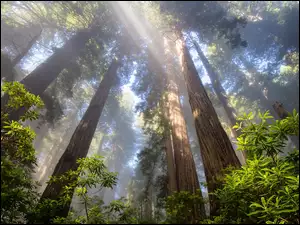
xmin=285 ymin=148 xmax=299 ymax=174
xmin=161 ymin=111 xmax=299 ymax=224
xmin=1 ymin=81 xmax=44 ymax=223
xmin=165 ymin=189 xmax=206 ymax=224
xmin=208 ymin=154 xmax=299 ymax=224
xmin=234 ymin=110 xmax=299 ymax=159
xmin=52 ymin=197 xmax=138 ymax=224
xmin=28 ymin=154 xmax=118 ymax=223
xmin=203 ymin=111 xmax=300 ymax=224
xmin=1 ymin=81 xmax=44 ymax=122
xmin=1 ymin=1 xmax=299 ymax=224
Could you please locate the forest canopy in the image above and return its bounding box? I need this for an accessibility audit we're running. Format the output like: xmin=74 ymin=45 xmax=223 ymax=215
xmin=1 ymin=1 xmax=299 ymax=224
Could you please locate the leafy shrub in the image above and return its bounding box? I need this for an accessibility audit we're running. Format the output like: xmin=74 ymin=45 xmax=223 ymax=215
xmin=165 ymin=189 xmax=206 ymax=224
xmin=52 ymin=197 xmax=138 ymax=224
xmin=206 ymin=110 xmax=299 ymax=224
xmin=1 ymin=81 xmax=44 ymax=223
xmin=27 ymin=154 xmax=119 ymax=223
xmin=209 ymin=154 xmax=299 ymax=224
xmin=164 ymin=110 xmax=299 ymax=224
xmin=234 ymin=110 xmax=298 ymax=159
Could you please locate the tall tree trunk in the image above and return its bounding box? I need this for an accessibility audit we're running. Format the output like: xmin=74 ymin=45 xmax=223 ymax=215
xmin=11 ymin=29 xmax=42 ymax=67
xmin=1 ymin=28 xmax=95 ymax=123
xmin=146 ymin=36 xmax=178 ymax=196
xmin=161 ymin=95 xmax=178 ymax=194
xmin=273 ymin=101 xmax=299 ymax=149
xmin=39 ymin=59 xmax=120 ymax=223
xmin=176 ymin=30 xmax=241 ymax=216
xmin=167 ymin=78 xmax=206 ymax=220
xmin=167 ymin=79 xmax=200 ymax=193
xmin=1 ymin=52 xmax=16 ymax=82
xmin=164 ymin=37 xmax=205 ymax=220
xmin=192 ymin=38 xmax=246 ymax=163
xmin=164 ymin=128 xmax=178 ymax=194
xmin=145 ymin=186 xmax=153 ymax=221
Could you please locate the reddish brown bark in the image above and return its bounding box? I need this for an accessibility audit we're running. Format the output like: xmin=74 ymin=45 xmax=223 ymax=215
xmin=162 ymin=101 xmax=178 ymax=194
xmin=21 ymin=29 xmax=93 ymax=96
xmin=39 ymin=59 xmax=120 ymax=222
xmin=176 ymin=31 xmax=241 ymax=216
xmin=167 ymin=79 xmax=200 ymax=193
xmin=164 ymin=37 xmax=206 ymax=219
xmin=192 ymin=39 xmax=247 ymax=162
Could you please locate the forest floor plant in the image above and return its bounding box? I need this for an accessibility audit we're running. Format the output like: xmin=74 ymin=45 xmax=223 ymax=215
xmin=1 ymin=81 xmax=44 ymax=223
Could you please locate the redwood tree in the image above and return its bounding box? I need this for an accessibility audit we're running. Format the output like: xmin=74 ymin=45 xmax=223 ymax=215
xmin=191 ymin=38 xmax=246 ymax=162
xmin=163 ymin=36 xmax=205 ymax=219
xmin=176 ymin=30 xmax=241 ymax=216
xmin=1 ymin=28 xmax=96 ymax=122
xmin=39 ymin=58 xmax=120 ymax=222
xmin=162 ymin=100 xmax=178 ymax=194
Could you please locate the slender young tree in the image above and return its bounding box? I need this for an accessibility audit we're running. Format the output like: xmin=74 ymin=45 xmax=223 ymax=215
xmin=176 ymin=29 xmax=241 ymax=216
xmin=39 ymin=58 xmax=121 ymax=222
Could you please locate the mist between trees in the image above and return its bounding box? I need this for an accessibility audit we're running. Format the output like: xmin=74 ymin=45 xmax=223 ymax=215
xmin=1 ymin=1 xmax=299 ymax=224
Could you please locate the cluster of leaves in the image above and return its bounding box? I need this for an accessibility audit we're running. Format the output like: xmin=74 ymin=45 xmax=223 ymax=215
xmin=234 ymin=110 xmax=299 ymax=159
xmin=164 ymin=189 xmax=206 ymax=224
xmin=203 ymin=111 xmax=299 ymax=224
xmin=204 ymin=152 xmax=299 ymax=224
xmin=27 ymin=154 xmax=118 ymax=223
xmin=1 ymin=81 xmax=44 ymax=122
xmin=53 ymin=196 xmax=138 ymax=224
xmin=160 ymin=1 xmax=248 ymax=49
xmin=1 ymin=81 xmax=44 ymax=223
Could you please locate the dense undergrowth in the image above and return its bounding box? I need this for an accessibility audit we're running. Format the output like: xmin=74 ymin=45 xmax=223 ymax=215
xmin=1 ymin=81 xmax=299 ymax=224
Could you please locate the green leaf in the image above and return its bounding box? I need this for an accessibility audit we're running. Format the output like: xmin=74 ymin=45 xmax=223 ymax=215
xmin=250 ymin=202 xmax=264 ymax=209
